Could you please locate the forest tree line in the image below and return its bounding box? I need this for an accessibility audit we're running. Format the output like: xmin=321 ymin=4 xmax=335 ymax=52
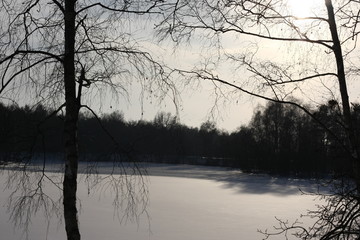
xmin=1 ymin=100 xmax=359 ymax=176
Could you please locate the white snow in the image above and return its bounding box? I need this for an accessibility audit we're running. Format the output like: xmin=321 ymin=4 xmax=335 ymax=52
xmin=0 ymin=163 xmax=322 ymax=240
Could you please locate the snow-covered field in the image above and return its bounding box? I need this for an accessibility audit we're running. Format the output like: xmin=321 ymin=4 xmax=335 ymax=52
xmin=1 ymin=163 xmax=322 ymax=240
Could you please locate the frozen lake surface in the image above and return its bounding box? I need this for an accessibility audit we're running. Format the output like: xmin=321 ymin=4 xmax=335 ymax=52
xmin=1 ymin=163 xmax=322 ymax=240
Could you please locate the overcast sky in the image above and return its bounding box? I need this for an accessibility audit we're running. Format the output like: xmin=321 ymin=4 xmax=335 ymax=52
xmin=139 ymin=0 xmax=360 ymax=132
xmin=4 ymin=0 xmax=360 ymax=132
xmin=97 ymin=8 xmax=360 ymax=132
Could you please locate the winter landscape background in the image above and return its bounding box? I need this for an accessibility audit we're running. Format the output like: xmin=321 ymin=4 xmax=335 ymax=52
xmin=1 ymin=163 xmax=323 ymax=240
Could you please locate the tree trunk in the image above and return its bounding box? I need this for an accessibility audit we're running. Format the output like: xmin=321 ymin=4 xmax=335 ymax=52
xmin=63 ymin=0 xmax=81 ymax=239
xmin=325 ymin=0 xmax=360 ymax=182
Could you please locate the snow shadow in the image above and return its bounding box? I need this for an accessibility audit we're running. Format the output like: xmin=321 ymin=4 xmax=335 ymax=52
xmin=140 ymin=163 xmax=323 ymax=196
xmin=9 ymin=161 xmax=323 ymax=196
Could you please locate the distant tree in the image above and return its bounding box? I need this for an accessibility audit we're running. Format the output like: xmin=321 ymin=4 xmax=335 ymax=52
xmin=199 ymin=121 xmax=217 ymax=133
xmin=229 ymin=126 xmax=256 ymax=170
xmin=198 ymin=121 xmax=215 ymax=155
xmin=248 ymin=101 xmax=333 ymax=175
xmin=153 ymin=112 xmax=177 ymax=129
xmin=2 ymin=101 xmax=356 ymax=173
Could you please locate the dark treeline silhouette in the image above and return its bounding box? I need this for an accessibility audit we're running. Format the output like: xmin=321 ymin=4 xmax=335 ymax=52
xmin=1 ymin=101 xmax=359 ymax=176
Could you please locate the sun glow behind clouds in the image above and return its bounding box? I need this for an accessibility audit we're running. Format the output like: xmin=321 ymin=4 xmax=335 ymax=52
xmin=286 ymin=0 xmax=322 ymax=18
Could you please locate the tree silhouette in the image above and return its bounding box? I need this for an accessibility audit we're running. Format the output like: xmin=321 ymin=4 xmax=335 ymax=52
xmin=0 ymin=1 xmax=175 ymax=239
xmin=157 ymin=0 xmax=360 ymax=238
xmin=158 ymin=0 xmax=359 ymax=163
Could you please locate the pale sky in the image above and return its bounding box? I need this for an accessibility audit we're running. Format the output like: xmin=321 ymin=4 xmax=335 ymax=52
xmin=95 ymin=31 xmax=267 ymax=132
xmin=101 ymin=19 xmax=360 ymax=132
xmin=3 ymin=0 xmax=360 ymax=132
xmin=89 ymin=0 xmax=360 ymax=132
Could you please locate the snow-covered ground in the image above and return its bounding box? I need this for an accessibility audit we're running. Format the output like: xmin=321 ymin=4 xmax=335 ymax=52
xmin=1 ymin=163 xmax=323 ymax=240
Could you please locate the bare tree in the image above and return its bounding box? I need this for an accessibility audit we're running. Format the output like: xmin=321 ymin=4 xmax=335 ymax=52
xmin=0 ymin=0 xmax=176 ymax=239
xmin=156 ymin=0 xmax=360 ymax=238
xmin=158 ymin=0 xmax=359 ymax=174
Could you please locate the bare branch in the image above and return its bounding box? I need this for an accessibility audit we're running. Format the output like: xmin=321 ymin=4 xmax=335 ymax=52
xmin=0 ymin=50 xmax=63 ymax=65
xmin=76 ymin=1 xmax=162 ymax=15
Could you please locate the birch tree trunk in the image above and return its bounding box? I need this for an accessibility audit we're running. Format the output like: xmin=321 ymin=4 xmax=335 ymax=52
xmin=325 ymin=0 xmax=360 ymax=184
xmin=63 ymin=0 xmax=81 ymax=239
